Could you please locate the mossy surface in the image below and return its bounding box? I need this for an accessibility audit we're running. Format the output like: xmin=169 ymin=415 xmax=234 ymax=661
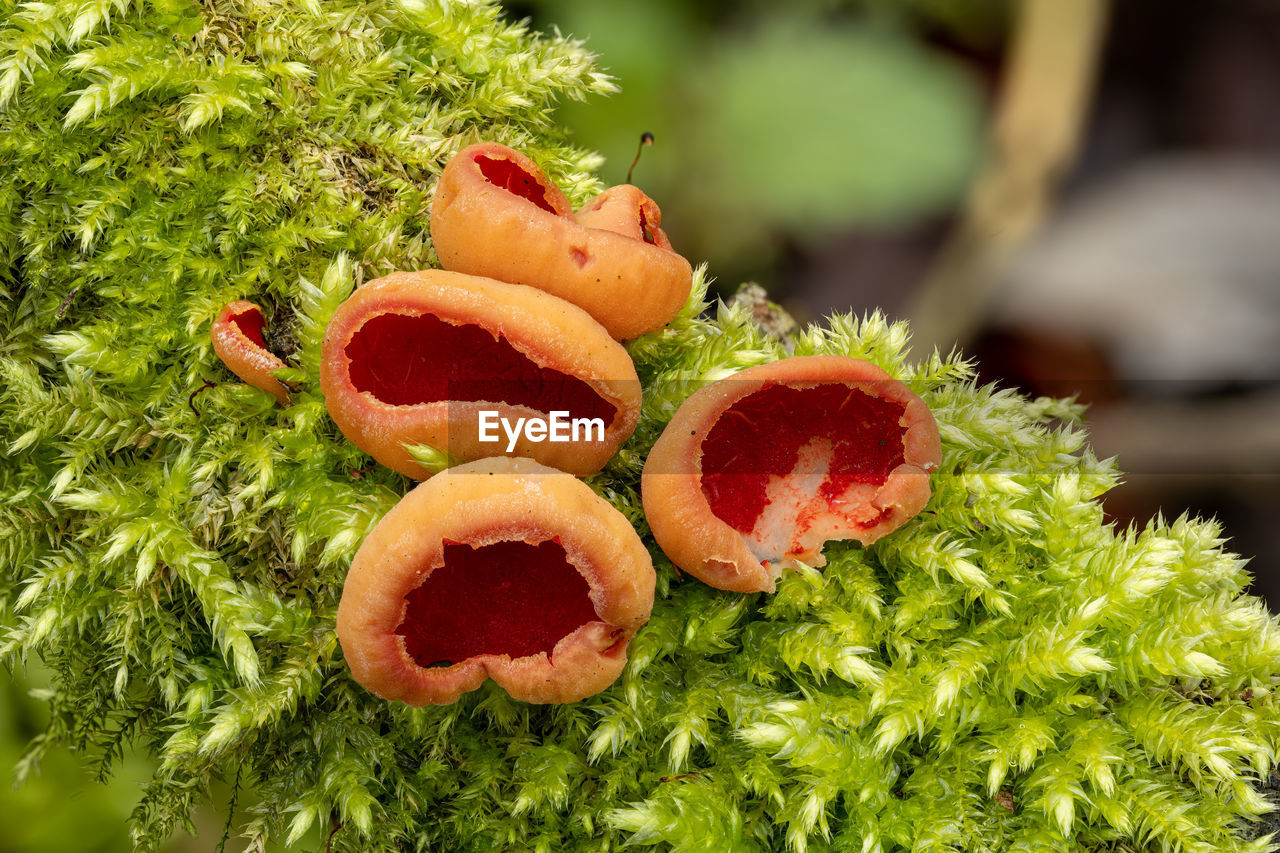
xmin=2 ymin=3 xmax=1278 ymax=851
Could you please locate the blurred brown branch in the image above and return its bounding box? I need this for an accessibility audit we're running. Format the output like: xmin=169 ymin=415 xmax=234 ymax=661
xmin=908 ymin=0 xmax=1109 ymax=355
xmin=1087 ymin=391 xmax=1280 ymax=476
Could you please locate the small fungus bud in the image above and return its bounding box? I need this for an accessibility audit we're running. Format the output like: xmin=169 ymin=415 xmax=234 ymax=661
xmin=575 ymin=184 xmax=670 ymax=248
xmin=210 ymin=301 xmax=291 ymax=406
xmin=336 ymin=457 xmax=656 ymax=705
xmin=430 ymin=142 xmax=692 ymax=340
xmin=641 ymin=356 xmax=942 ymax=593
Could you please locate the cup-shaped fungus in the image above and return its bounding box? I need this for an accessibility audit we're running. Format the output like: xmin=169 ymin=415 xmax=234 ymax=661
xmin=336 ymin=457 xmax=656 ymax=705
xmin=430 ymin=142 xmax=693 ymax=340
xmin=574 ymin=184 xmax=672 ymax=247
xmin=211 ymin=301 xmax=291 ymax=406
xmin=320 ymin=270 xmax=640 ymax=479
xmin=642 ymin=356 xmax=941 ymax=593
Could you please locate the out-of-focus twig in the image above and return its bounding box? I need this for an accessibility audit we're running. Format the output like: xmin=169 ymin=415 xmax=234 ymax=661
xmin=1086 ymin=391 xmax=1280 ymax=476
xmin=907 ymin=0 xmax=1109 ymax=355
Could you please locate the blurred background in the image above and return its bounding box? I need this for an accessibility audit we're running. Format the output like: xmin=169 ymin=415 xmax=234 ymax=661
xmin=4 ymin=0 xmax=1278 ymax=849
xmin=512 ymin=0 xmax=1280 ymax=607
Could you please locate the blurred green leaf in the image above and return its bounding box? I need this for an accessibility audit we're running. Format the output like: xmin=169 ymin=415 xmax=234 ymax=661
xmin=685 ymin=18 xmax=983 ymax=252
xmin=1 ymin=669 xmax=141 ymax=853
xmin=540 ymin=2 xmax=985 ymax=283
xmin=543 ymin=0 xmax=698 ymax=184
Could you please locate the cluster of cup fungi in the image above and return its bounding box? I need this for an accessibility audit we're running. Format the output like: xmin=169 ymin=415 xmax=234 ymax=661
xmin=210 ymin=142 xmax=942 ymax=706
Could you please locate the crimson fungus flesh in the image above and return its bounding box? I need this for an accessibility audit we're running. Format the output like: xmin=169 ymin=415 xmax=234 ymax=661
xmin=430 ymin=142 xmax=692 ymax=340
xmin=641 ymin=356 xmax=942 ymax=593
xmin=320 ymin=270 xmax=640 ymax=479
xmin=210 ymin=300 xmax=291 ymax=406
xmin=336 ymin=457 xmax=655 ymax=705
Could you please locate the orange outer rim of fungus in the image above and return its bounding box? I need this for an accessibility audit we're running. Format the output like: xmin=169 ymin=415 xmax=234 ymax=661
xmin=641 ymin=356 xmax=942 ymax=594
xmin=335 ymin=457 xmax=656 ymax=705
xmin=320 ymin=269 xmax=641 ymax=479
xmin=430 ymin=141 xmax=693 ymax=340
xmin=210 ymin=300 xmax=290 ymax=406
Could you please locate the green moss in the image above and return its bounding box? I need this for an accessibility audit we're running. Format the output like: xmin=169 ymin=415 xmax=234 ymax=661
xmin=2 ymin=3 xmax=1278 ymax=851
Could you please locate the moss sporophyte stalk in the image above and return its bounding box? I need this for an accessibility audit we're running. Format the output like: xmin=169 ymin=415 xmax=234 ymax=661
xmin=1 ymin=3 xmax=1278 ymax=853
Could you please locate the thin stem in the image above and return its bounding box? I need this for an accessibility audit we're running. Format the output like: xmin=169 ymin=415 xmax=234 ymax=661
xmin=188 ymin=379 xmax=218 ymax=417
xmin=626 ymin=132 xmax=654 ymax=184
xmin=907 ymin=0 xmax=1109 ymax=354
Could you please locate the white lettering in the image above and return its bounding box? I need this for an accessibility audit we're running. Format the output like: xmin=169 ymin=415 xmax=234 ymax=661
xmin=573 ymin=417 xmax=605 ymax=442
xmin=478 ymin=410 xmax=500 ymax=443
xmin=502 ymin=416 xmax=525 ymax=453
xmin=549 ymin=411 xmax=570 ymax=441
xmin=478 ymin=411 xmax=607 ymax=450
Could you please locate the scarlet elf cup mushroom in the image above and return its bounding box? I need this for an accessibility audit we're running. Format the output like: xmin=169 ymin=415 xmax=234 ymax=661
xmin=336 ymin=457 xmax=656 ymax=705
xmin=642 ymin=356 xmax=942 ymax=593
xmin=210 ymin=300 xmax=291 ymax=406
xmin=430 ymin=142 xmax=693 ymax=340
xmin=325 ymin=147 xmax=941 ymax=711
xmin=320 ymin=269 xmax=640 ymax=478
